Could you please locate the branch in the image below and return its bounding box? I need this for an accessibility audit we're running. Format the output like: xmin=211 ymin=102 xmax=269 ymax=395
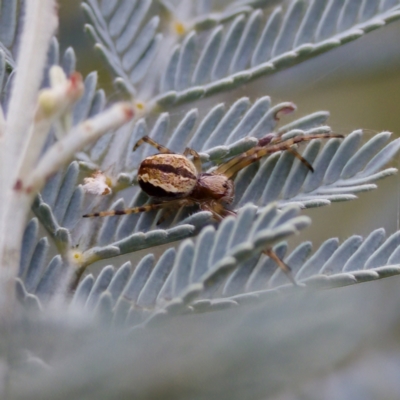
xmin=24 ymin=103 xmax=134 ymax=194
xmin=3 ymin=0 xmax=58 ymax=185
xmin=0 ymin=0 xmax=58 ymax=316
xmin=17 ymin=68 xmax=84 ymax=180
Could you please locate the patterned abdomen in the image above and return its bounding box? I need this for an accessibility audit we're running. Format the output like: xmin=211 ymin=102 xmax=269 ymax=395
xmin=138 ymin=154 xmax=198 ymax=198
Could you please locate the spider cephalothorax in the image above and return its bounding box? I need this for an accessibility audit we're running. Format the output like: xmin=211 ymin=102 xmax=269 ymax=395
xmin=83 ymin=132 xmax=342 ymax=220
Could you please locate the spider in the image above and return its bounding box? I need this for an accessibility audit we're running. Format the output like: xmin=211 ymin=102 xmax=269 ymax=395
xmin=84 ymin=132 xmax=343 ymax=219
xmin=83 ymin=132 xmax=343 ymax=282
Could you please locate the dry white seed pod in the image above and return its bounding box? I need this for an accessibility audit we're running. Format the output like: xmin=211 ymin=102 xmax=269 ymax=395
xmin=83 ymin=171 xmax=112 ymax=196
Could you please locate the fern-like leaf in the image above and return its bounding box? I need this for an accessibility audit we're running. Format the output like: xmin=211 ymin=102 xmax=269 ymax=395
xmin=63 ymin=203 xmax=310 ymax=326
xmin=154 ymin=0 xmax=400 ymax=107
xmin=196 ymin=227 xmax=400 ymax=309
xmin=36 ymin=98 xmax=399 ymax=268
xmin=0 ymin=0 xmax=20 ymax=66
xmin=60 ymin=217 xmax=400 ymax=325
xmin=82 ymin=0 xmax=162 ymax=94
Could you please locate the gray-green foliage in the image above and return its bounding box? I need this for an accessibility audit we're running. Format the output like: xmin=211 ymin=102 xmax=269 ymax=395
xmin=2 ymin=0 xmax=400 ymax=398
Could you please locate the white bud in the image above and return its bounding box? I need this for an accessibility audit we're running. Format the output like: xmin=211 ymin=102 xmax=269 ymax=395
xmin=82 ymin=171 xmax=112 ymax=196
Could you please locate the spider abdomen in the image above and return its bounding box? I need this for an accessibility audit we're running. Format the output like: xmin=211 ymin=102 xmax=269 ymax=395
xmin=138 ymin=153 xmax=198 ymax=198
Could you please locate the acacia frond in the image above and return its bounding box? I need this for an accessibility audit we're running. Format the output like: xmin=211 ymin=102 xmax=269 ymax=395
xmin=82 ymin=0 xmax=162 ymax=95
xmin=20 ymin=203 xmax=310 ymax=318
xmin=72 ymin=226 xmax=400 ymax=321
xmin=18 ymin=211 xmax=400 ymax=324
xmin=154 ymin=0 xmax=400 ymax=106
xmin=34 ymin=96 xmax=400 ymax=267
xmin=0 ymin=0 xmax=20 ymax=66
xmin=220 ymin=226 xmax=400 ymax=307
xmin=81 ymin=1 xmax=400 ymax=106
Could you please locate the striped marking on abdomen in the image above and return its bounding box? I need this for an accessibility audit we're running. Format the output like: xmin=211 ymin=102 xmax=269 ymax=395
xmin=138 ymin=154 xmax=198 ymax=198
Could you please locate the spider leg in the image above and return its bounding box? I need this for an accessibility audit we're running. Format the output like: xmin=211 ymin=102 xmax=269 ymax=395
xmin=268 ymin=133 xmax=343 ymax=151
xmin=213 ymin=202 xmax=236 ymax=219
xmin=285 ymin=147 xmax=314 ymax=172
xmin=155 ymin=208 xmax=173 ymax=225
xmin=155 ymin=202 xmax=190 ymax=225
xmin=183 ymin=147 xmax=202 ymax=173
xmin=200 ymin=203 xmax=223 ymax=221
xmin=201 ymin=202 xmax=297 ymax=285
xmin=264 ymin=248 xmax=297 ymax=286
xmin=219 ymin=133 xmax=343 ymax=179
xmin=222 ymin=147 xmax=314 ymax=176
xmin=133 ymin=135 xmax=173 ymax=154
xmin=83 ymin=199 xmax=192 ymax=218
xmin=200 ymin=201 xmax=236 ymax=221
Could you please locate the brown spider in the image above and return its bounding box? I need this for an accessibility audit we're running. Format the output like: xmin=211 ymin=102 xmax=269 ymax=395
xmin=83 ymin=132 xmax=343 ymax=283
xmin=84 ymin=133 xmax=342 ymax=219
